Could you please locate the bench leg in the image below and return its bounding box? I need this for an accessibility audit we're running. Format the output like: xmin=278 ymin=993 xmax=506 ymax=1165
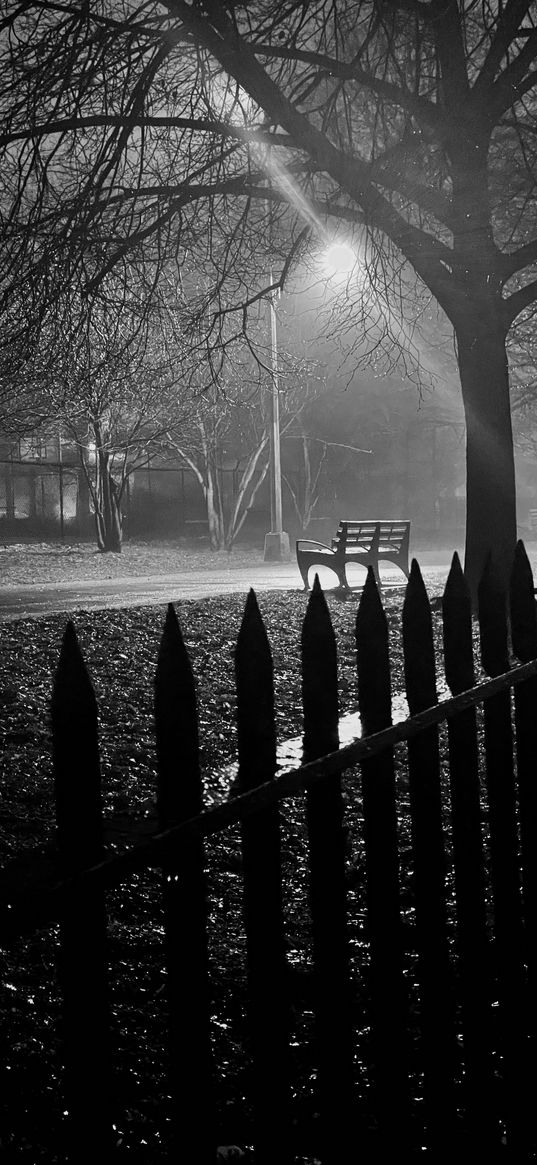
xmin=333 ymin=561 xmax=348 ymax=590
xmin=297 ymin=557 xmax=310 ymax=591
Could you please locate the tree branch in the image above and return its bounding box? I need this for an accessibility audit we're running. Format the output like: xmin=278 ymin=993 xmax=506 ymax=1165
xmin=0 ymin=115 xmax=292 ymax=151
xmin=165 ymin=1 xmax=455 ymax=300
xmin=473 ymin=0 xmax=536 ymax=96
xmin=503 ymin=277 xmax=537 ymax=327
xmin=500 ymin=238 xmax=537 ymax=281
xmin=247 ymin=43 xmax=448 ymax=138
xmin=487 ymin=31 xmax=537 ymax=119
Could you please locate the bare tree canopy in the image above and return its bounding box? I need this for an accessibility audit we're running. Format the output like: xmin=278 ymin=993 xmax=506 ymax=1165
xmin=2 ymin=1 xmax=537 ymax=591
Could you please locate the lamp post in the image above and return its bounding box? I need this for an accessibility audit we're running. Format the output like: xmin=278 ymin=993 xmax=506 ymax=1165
xmin=262 ymin=240 xmax=355 ymax=562
xmin=263 ymin=267 xmax=290 ymax=562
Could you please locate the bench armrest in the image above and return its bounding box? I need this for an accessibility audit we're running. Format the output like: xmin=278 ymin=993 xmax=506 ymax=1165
xmin=296 ymin=539 xmax=334 ymax=552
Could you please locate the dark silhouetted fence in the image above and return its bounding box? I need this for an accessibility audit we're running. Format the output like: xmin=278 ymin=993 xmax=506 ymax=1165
xmin=2 ymin=543 xmax=537 ymax=1162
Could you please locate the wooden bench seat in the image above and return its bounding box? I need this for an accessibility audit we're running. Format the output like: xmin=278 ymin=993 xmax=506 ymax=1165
xmin=296 ymin=520 xmax=411 ymax=591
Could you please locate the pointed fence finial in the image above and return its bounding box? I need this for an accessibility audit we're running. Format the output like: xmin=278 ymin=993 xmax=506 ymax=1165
xmin=51 ymin=621 xmax=102 ymax=865
xmin=302 ymin=575 xmax=338 ymax=761
xmin=442 ymin=552 xmax=474 ymax=694
xmin=509 ymin=540 xmax=537 ymax=663
xmin=235 ymin=589 xmax=276 ymax=789
xmin=356 ymin=566 xmax=391 ymax=734
xmin=402 ymin=559 xmax=437 ymax=715
xmin=155 ymin=602 xmax=201 ymax=826
xmin=243 ymin=586 xmax=259 ymax=618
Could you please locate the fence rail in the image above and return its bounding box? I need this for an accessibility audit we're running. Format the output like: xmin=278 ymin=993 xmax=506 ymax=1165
xmin=2 ymin=542 xmax=537 ymax=1161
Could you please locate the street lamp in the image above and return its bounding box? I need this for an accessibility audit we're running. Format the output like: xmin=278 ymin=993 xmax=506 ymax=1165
xmin=263 ymin=266 xmax=291 ymax=562
xmin=262 ymin=239 xmax=356 ymax=563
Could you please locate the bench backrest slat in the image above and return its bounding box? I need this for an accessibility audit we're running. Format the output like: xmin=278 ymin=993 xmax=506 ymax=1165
xmin=333 ymin=520 xmax=410 ymax=555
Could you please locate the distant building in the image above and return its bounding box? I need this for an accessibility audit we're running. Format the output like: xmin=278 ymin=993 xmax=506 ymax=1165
xmin=0 ymin=434 xmax=271 ymax=542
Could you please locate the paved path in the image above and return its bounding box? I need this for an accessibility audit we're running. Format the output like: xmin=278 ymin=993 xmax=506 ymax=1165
xmin=0 ymin=551 xmax=460 ymax=621
xmin=0 ymin=563 xmax=302 ymax=620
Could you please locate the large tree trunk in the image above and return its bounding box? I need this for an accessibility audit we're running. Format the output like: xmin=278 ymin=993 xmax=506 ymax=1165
xmin=456 ymin=318 xmax=517 ymax=601
xmin=95 ymin=448 xmax=122 ymax=553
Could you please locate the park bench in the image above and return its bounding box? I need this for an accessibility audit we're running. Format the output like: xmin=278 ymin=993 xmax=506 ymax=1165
xmin=296 ymin=519 xmax=411 ymax=591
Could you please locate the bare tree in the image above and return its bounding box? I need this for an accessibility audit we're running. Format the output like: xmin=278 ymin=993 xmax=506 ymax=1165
xmin=167 ymin=386 xmax=273 ymax=551
xmin=18 ymin=276 xmax=193 ymax=551
xmin=2 ymin=3 xmax=537 ymax=590
xmin=167 ymin=329 xmax=323 ymax=550
xmin=283 ymin=433 xmax=373 ymax=533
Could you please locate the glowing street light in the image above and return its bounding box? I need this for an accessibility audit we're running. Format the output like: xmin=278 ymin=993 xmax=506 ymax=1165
xmin=322 ymin=241 xmax=356 ymax=279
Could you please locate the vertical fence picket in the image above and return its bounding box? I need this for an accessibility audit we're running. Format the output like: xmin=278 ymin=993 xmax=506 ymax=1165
xmin=356 ymin=568 xmax=407 ymax=1146
xmin=478 ymin=556 xmax=528 ymax=1151
xmin=155 ymin=603 xmax=214 ymax=1164
xmin=402 ymin=561 xmax=455 ymax=1145
xmin=235 ymin=589 xmax=290 ymax=1165
xmin=442 ymin=553 xmax=496 ymax=1146
xmin=301 ymin=576 xmax=352 ymax=1163
xmin=509 ymin=540 xmax=537 ymax=1141
xmin=510 ymin=542 xmax=537 ymax=978
xmin=51 ymin=621 xmax=111 ymax=1161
